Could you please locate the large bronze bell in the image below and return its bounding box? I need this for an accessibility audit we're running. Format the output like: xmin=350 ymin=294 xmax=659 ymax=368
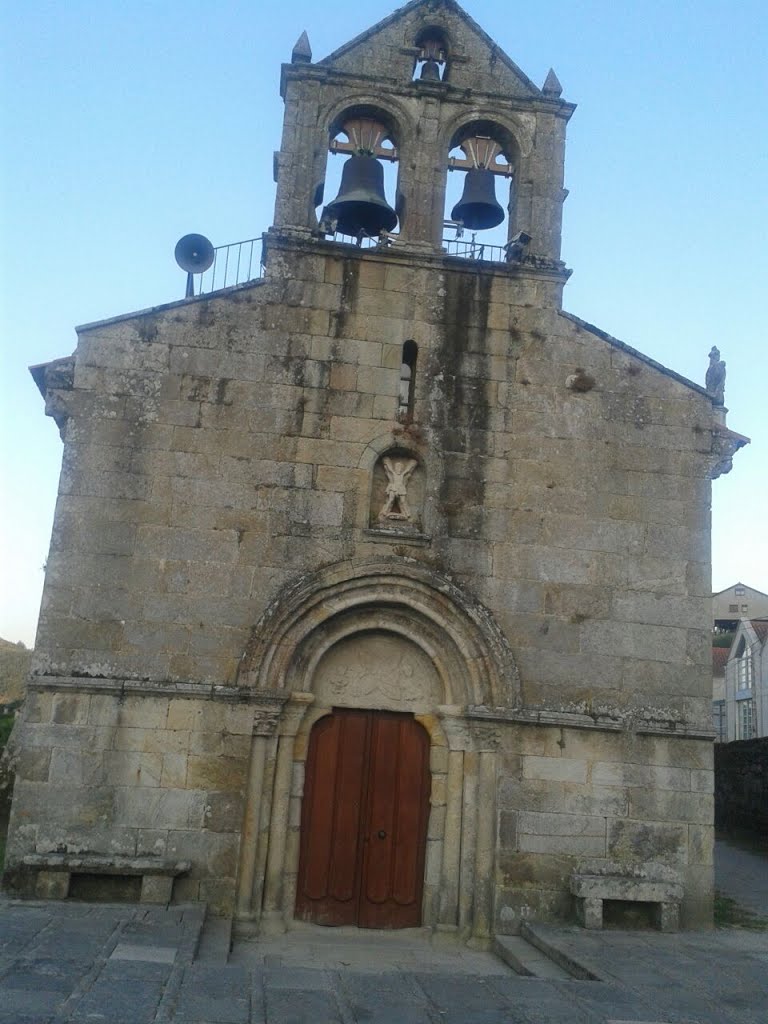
xmin=419 ymin=58 xmax=441 ymax=81
xmin=323 ymin=155 xmax=398 ymax=237
xmin=451 ymin=167 xmax=505 ymax=231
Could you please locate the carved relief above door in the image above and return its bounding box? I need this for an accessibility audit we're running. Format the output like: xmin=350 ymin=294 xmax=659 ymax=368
xmin=295 ymin=708 xmax=430 ymax=929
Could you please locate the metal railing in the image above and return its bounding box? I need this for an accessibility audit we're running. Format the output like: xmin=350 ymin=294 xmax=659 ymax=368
xmin=322 ymin=230 xmax=391 ymax=251
xmin=442 ymin=235 xmax=508 ymax=262
xmin=191 ymin=224 xmax=514 ymax=299
xmin=195 ymin=236 xmax=264 ymax=296
xmin=324 ymin=222 xmax=511 ymax=264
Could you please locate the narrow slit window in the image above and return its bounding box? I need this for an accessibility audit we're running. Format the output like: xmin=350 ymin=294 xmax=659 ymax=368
xmin=398 ymin=341 xmax=418 ymax=420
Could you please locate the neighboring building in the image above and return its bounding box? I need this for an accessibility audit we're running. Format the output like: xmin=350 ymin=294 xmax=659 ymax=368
xmin=723 ymin=620 xmax=768 ymax=742
xmin=713 ymin=582 xmax=768 ymax=631
xmin=5 ymin=0 xmax=747 ymax=934
xmin=711 ymin=646 xmax=728 ymax=742
xmin=710 ymin=583 xmax=768 ymax=738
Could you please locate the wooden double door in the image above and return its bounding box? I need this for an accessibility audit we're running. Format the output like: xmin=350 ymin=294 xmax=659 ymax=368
xmin=295 ymin=709 xmax=431 ymax=929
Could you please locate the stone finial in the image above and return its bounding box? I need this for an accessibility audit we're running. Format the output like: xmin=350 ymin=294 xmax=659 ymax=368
xmin=291 ymin=30 xmax=312 ymax=64
xmin=705 ymin=345 xmax=726 ymax=404
xmin=542 ymin=68 xmax=563 ymax=96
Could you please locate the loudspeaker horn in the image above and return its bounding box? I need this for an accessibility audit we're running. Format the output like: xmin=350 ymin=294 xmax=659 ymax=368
xmin=175 ymin=234 xmax=215 ymax=297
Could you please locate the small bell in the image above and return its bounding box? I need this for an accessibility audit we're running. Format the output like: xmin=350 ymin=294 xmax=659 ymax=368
xmin=451 ymin=167 xmax=505 ymax=231
xmin=419 ymin=59 xmax=441 ymax=81
xmin=323 ymin=155 xmax=398 ymax=237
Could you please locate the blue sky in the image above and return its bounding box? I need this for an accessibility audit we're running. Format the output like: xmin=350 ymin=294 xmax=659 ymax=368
xmin=1 ymin=0 xmax=766 ymax=645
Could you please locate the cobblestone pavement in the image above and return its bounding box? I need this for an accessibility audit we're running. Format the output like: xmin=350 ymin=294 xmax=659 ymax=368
xmin=715 ymin=832 xmax=768 ymax=916
xmin=0 ymin=898 xmax=766 ymax=1023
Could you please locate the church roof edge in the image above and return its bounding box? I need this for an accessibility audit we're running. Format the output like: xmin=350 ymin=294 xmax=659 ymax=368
xmin=559 ymin=311 xmax=715 ymax=401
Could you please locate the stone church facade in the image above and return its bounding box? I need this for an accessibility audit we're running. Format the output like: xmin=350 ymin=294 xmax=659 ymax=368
xmin=6 ymin=0 xmax=744 ymax=937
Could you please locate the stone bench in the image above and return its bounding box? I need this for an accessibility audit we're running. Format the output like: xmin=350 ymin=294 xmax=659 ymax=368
xmin=570 ymin=872 xmax=683 ymax=932
xmin=22 ymin=854 xmax=191 ymax=904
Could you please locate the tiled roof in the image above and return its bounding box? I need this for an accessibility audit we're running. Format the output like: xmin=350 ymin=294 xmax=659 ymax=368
xmin=713 ymin=582 xmax=768 ymax=599
xmin=752 ymin=620 xmax=768 ymax=644
xmin=712 ymin=647 xmax=729 ymax=676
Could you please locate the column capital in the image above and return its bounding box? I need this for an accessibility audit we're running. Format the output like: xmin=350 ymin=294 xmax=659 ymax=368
xmin=278 ymin=691 xmax=315 ymax=737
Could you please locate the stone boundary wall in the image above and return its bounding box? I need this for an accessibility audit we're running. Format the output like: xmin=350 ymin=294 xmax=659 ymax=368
xmin=714 ymin=738 xmax=768 ymax=835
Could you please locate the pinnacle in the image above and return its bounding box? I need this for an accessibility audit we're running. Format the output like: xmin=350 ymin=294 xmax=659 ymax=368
xmin=292 ymin=30 xmax=312 ymax=63
xmin=542 ymin=67 xmax=563 ymax=96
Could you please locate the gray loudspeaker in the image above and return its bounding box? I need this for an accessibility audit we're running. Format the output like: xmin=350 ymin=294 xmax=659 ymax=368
xmin=174 ymin=234 xmax=214 ymax=273
xmin=175 ymin=234 xmax=214 ymax=298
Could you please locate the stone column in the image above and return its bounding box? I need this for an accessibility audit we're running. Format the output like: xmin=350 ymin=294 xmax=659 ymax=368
xmin=436 ymin=706 xmax=469 ymax=936
xmin=458 ymin=750 xmax=478 ymax=936
xmin=471 ymin=749 xmax=498 ymax=942
xmin=234 ymin=701 xmax=284 ymax=927
xmin=469 ymin=721 xmax=500 ymax=945
xmin=469 ymin=721 xmax=501 ymax=944
xmin=261 ymin=692 xmax=314 ymax=933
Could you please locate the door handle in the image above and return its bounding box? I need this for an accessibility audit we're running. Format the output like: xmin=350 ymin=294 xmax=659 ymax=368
xmin=377 ymin=830 xmax=387 ymax=839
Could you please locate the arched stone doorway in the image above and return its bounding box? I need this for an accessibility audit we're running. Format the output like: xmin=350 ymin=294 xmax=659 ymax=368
xmin=233 ymin=559 xmax=518 ymax=943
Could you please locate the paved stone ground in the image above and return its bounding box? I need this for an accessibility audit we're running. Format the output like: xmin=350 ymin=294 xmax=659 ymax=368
xmin=0 ymin=896 xmax=767 ymax=1024
xmin=2 ymin=833 xmax=768 ymax=1024
xmin=714 ymin=831 xmax=768 ymax=917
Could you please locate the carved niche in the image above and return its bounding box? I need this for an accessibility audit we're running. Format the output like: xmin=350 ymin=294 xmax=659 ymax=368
xmin=369 ymin=447 xmax=425 ymax=532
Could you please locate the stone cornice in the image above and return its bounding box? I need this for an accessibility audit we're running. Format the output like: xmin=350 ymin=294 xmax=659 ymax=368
xmin=26 ymin=675 xmax=288 ymax=708
xmin=466 ymin=706 xmax=714 ymax=741
xmin=25 ymin=677 xmax=714 ymax=741
xmin=280 ymin=63 xmax=576 ymax=120
xmin=264 ymin=230 xmax=572 ymax=283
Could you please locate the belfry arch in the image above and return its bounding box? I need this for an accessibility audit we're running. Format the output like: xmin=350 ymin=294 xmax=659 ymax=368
xmin=234 ymin=559 xmax=519 ymax=941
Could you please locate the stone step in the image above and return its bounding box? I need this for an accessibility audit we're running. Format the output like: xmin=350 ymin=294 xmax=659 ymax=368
xmin=492 ymin=934 xmax=574 ymax=979
xmin=195 ymin=912 xmax=233 ymax=963
xmin=520 ymin=922 xmax=605 ymax=981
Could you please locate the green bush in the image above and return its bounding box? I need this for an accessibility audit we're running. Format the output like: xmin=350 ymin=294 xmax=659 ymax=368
xmin=712 ymin=633 xmax=736 ymax=649
xmin=0 ymin=715 xmax=14 ymax=749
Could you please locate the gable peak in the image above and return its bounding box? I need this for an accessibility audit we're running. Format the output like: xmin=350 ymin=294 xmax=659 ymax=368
xmin=317 ymin=0 xmax=543 ymax=98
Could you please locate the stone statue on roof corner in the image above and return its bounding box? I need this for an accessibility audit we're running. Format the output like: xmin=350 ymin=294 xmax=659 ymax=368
xmin=706 ymin=346 xmax=726 ymax=404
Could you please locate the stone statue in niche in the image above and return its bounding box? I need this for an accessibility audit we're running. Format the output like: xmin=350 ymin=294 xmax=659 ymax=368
xmin=705 ymin=346 xmax=726 ymax=404
xmin=369 ymin=449 xmax=425 ymax=532
xmin=380 ymin=456 xmax=418 ymax=520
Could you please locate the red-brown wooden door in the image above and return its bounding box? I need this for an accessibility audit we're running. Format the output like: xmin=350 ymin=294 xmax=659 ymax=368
xmin=295 ymin=709 xmax=430 ymax=929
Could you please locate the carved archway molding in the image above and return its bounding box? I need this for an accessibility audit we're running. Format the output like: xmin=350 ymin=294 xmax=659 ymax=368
xmin=238 ymin=557 xmax=520 ymax=710
xmin=234 ymin=559 xmax=516 ymax=943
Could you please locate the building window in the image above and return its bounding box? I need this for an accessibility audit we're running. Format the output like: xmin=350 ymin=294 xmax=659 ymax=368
xmin=728 ymin=604 xmax=739 ymax=613
xmin=741 ymin=604 xmax=749 ymax=613
xmin=735 ymin=586 xmax=746 ymax=596
xmin=736 ymin=637 xmax=753 ymax=691
xmin=712 ymin=701 xmax=727 ymax=743
xmin=398 ymin=341 xmax=417 ymax=421
xmin=738 ymin=699 xmax=755 ymax=740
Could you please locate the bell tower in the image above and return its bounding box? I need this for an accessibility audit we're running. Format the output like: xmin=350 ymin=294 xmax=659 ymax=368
xmin=270 ymin=0 xmax=574 ymax=275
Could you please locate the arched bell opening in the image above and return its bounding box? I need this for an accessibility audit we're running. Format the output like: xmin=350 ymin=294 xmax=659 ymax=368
xmin=412 ymin=26 xmax=450 ymax=82
xmin=444 ymin=120 xmax=519 ymax=255
xmin=315 ymin=107 xmax=401 ymax=245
